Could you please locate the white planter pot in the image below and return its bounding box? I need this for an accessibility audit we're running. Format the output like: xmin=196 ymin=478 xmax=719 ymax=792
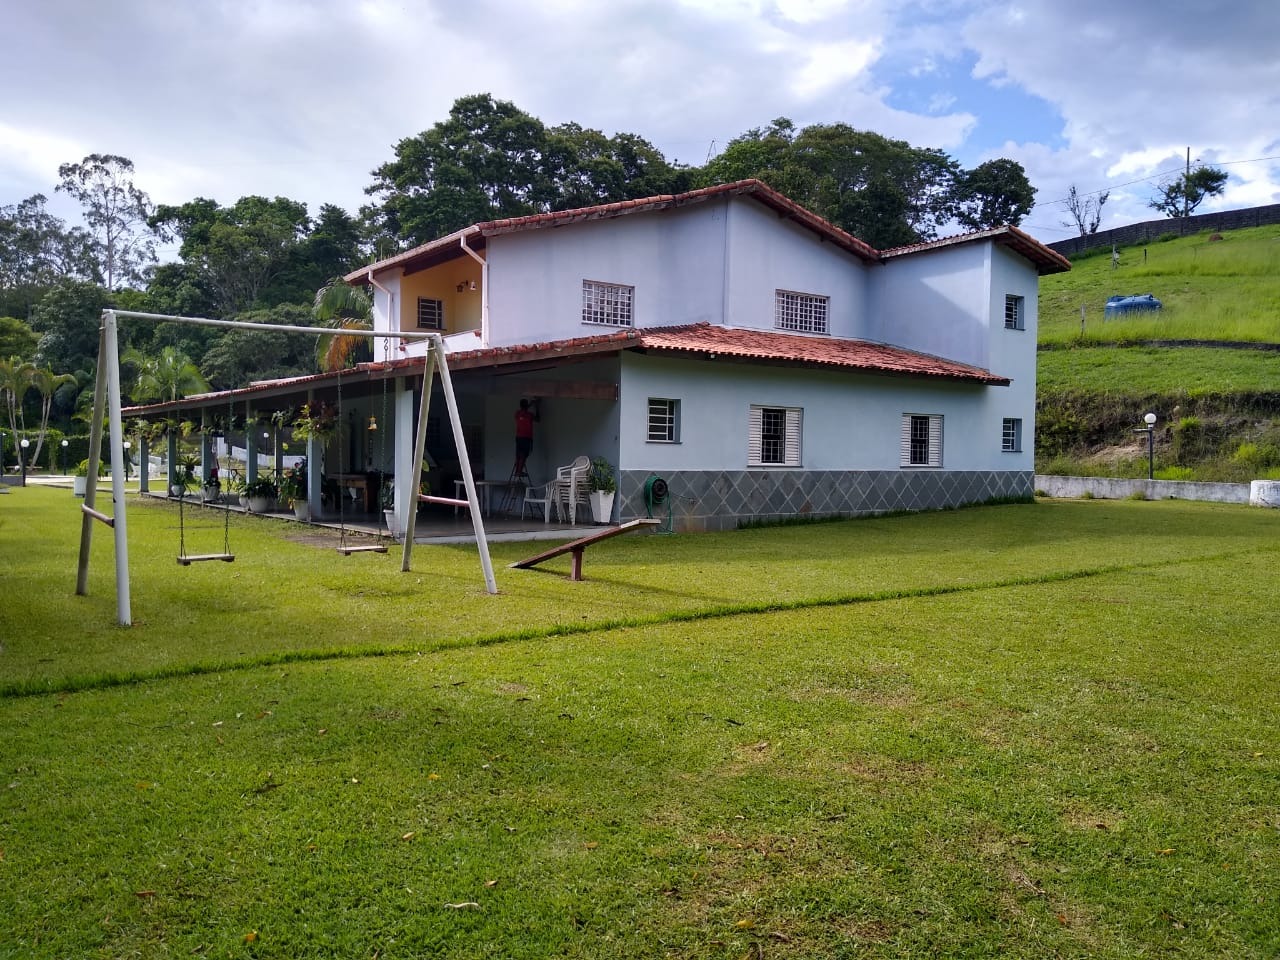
xmin=384 ymin=508 xmax=401 ymax=539
xmin=72 ymin=476 xmax=87 ymax=497
xmin=247 ymin=496 xmax=273 ymax=514
xmin=170 ymin=484 xmax=187 ymax=498
xmin=292 ymin=501 xmax=311 ymax=521
xmin=589 ymin=490 xmax=615 ymax=524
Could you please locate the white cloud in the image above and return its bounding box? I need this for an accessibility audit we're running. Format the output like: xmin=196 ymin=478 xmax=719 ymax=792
xmin=3 ymin=0 xmax=1276 ymax=248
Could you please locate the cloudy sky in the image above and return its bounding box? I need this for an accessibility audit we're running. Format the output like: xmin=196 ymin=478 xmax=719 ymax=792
xmin=4 ymin=0 xmax=1277 ymax=252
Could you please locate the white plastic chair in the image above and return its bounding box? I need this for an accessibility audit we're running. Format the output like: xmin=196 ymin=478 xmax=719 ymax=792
xmin=553 ymin=455 xmax=591 ymax=525
xmin=521 ymin=480 xmax=556 ymax=523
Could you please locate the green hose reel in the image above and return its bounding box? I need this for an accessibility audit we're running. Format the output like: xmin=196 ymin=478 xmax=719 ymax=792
xmin=643 ymin=474 xmax=673 ymax=533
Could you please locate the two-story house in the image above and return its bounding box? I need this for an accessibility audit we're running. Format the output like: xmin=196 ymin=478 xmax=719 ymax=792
xmin=340 ymin=179 xmax=1067 ymax=530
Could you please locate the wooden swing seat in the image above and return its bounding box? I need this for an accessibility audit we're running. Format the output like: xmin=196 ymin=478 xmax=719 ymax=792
xmin=336 ymin=544 xmax=388 ymax=555
xmin=176 ymin=553 xmax=236 ymax=566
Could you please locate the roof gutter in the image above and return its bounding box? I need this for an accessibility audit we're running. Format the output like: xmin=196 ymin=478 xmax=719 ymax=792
xmin=459 ymin=230 xmax=489 ymax=348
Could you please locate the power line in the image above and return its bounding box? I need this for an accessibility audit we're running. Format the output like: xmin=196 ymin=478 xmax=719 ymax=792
xmin=1033 ymin=153 xmax=1280 ymax=210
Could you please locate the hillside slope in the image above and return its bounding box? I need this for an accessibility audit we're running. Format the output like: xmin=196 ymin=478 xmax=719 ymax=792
xmin=1035 ymin=226 xmax=1280 ymax=481
xmin=1039 ymin=224 xmax=1280 ymax=345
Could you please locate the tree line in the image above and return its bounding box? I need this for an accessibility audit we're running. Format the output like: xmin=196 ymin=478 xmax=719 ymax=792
xmin=1 ymin=92 xmax=1042 ymax=462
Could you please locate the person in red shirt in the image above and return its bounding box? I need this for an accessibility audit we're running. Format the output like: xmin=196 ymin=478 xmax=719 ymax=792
xmin=514 ymin=398 xmax=539 ymax=474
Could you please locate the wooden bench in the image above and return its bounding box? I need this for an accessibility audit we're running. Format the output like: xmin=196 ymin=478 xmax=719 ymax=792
xmin=509 ymin=519 xmax=660 ymax=581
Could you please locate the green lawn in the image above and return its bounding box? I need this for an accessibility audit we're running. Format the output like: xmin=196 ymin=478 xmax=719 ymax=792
xmin=1038 ymin=345 xmax=1280 ymax=397
xmin=2 ymin=489 xmax=1278 ymax=957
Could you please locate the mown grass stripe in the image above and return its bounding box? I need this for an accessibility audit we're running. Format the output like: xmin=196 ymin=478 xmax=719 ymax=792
xmin=5 ymin=544 xmax=1272 ymax=700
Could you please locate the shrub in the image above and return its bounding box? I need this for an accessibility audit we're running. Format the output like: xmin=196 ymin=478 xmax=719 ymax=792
xmin=1127 ymin=489 xmax=1148 ymax=501
xmin=1079 ymin=490 xmax=1095 ymax=500
xmin=1232 ymin=441 xmax=1280 ymax=471
xmin=1154 ymin=466 xmax=1195 ymax=481
xmin=1171 ymin=416 xmax=1205 ymax=465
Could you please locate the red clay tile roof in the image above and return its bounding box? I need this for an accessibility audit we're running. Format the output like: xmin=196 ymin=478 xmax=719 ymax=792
xmin=124 ymin=322 xmax=1007 ymax=417
xmin=634 ymin=323 xmax=1009 ymax=384
xmin=344 ymin=180 xmax=881 ymax=282
xmin=445 ymin=322 xmax=1009 ymax=385
xmin=881 ymin=224 xmax=1071 ymax=275
xmin=345 ymin=179 xmax=1067 ymax=282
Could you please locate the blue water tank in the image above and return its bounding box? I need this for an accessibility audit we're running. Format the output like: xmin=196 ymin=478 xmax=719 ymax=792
xmin=1104 ymin=294 xmax=1163 ymax=318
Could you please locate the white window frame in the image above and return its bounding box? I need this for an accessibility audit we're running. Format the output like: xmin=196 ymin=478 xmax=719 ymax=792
xmin=1004 ymin=294 xmax=1025 ymax=331
xmin=1002 ymin=417 xmax=1022 ymax=453
xmin=900 ymin=413 xmax=943 ymax=468
xmin=416 ymin=297 xmax=444 ymax=331
xmin=748 ymin=405 xmax=802 ymax=467
xmin=582 ymin=279 xmax=634 ymax=327
xmin=647 ymin=398 xmax=680 ymax=443
xmin=775 ymin=289 xmax=829 ymax=334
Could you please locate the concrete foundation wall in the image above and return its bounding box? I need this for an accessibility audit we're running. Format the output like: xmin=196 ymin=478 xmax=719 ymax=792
xmin=619 ymin=468 xmax=1032 ymax=532
xmin=1034 ymin=474 xmax=1252 ymax=504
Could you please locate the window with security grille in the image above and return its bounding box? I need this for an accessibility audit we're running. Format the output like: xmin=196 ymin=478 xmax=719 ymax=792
xmin=1002 ymin=417 xmax=1022 ymax=452
xmin=901 ymin=413 xmax=943 ymax=467
xmin=1004 ymin=294 xmax=1025 ymax=330
xmin=775 ymin=290 xmax=829 ymax=334
xmin=582 ymin=280 xmax=634 ymax=326
xmin=748 ymin=405 xmax=802 ymax=466
xmin=417 ymin=297 xmax=444 ymax=330
xmin=647 ymin=398 xmax=680 ymax=443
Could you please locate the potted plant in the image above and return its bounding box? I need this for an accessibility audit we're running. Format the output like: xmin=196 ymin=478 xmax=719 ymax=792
xmin=243 ymin=475 xmax=276 ymax=514
xmin=587 ymin=456 xmax=616 ymax=524
xmin=278 ymin=458 xmax=310 ymax=520
xmin=201 ymin=464 xmax=222 ymax=503
xmin=171 ymin=454 xmax=198 ymax=498
xmin=72 ymin=458 xmax=105 ymax=497
xmin=380 ymin=478 xmax=400 ymax=539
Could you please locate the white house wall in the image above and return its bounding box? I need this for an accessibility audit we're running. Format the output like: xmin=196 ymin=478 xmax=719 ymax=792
xmin=866 ymin=244 xmax=991 ymax=369
xmin=616 ymin=351 xmax=1031 ymax=530
xmin=723 ymin=197 xmax=870 ymax=338
xmin=619 ymin=353 xmax=1011 ymax=473
xmin=485 ymin=202 xmax=729 ymax=347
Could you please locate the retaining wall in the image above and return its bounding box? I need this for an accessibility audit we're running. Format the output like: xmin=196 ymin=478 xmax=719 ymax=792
xmin=1034 ymin=474 xmax=1257 ymax=504
xmin=1047 ymin=204 xmax=1280 ymax=258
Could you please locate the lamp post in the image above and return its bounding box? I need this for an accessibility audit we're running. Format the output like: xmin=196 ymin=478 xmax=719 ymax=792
xmin=20 ymin=438 xmax=30 ymax=487
xmin=123 ymin=440 xmax=132 ymax=480
xmin=1136 ymin=412 xmax=1157 ymax=480
xmin=61 ymin=438 xmax=69 ymax=475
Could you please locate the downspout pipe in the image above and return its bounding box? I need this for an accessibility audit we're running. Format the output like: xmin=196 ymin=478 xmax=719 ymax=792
xmin=366 ymin=269 xmax=396 ymax=363
xmin=459 ymin=230 xmax=489 ymax=348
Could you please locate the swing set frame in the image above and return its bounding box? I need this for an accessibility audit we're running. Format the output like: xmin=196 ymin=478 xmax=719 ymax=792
xmin=76 ymin=309 xmax=498 ymax=627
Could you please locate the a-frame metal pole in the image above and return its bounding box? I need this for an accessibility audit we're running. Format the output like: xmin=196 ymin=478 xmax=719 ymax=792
xmin=400 ymin=350 xmax=436 ymax=573
xmin=75 ymin=323 xmax=110 ymax=598
xmin=434 ymin=339 xmax=496 ymax=593
xmin=103 ymin=311 xmax=133 ymax=624
xmin=75 ymin=310 xmax=132 ymax=624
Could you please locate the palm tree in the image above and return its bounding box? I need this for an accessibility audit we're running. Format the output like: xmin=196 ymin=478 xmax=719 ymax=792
xmin=0 ymin=355 xmax=35 ymax=448
xmin=27 ymin=366 xmax=76 ymax=468
xmin=312 ymin=278 xmax=372 ymax=373
xmin=125 ymin=346 xmax=210 ymax=403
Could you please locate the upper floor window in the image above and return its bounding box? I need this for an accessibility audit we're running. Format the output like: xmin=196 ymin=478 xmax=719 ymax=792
xmin=417 ymin=297 xmax=444 ymax=330
xmin=647 ymin=398 xmax=680 ymax=443
xmin=901 ymin=413 xmax=943 ymax=467
xmin=1004 ymin=294 xmax=1025 ymax=330
xmin=582 ymin=280 xmax=634 ymax=327
xmin=775 ymin=290 xmax=829 ymax=334
xmin=749 ymin=405 xmax=802 ymax=467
